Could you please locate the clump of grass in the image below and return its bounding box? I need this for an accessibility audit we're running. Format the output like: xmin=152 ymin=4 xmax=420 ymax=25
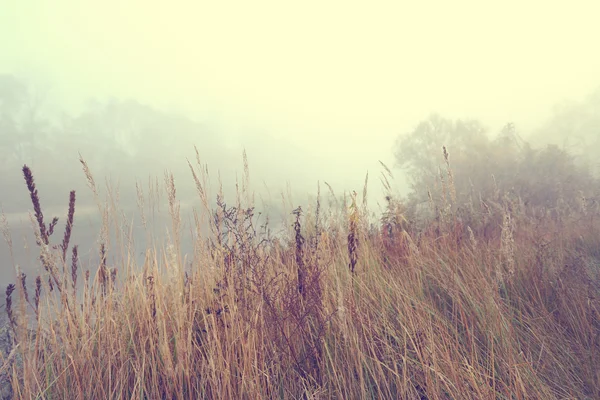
xmin=1 ymin=154 xmax=600 ymax=399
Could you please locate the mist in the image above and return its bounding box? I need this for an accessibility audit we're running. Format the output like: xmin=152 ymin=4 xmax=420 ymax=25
xmin=2 ymin=1 xmax=600 ymax=284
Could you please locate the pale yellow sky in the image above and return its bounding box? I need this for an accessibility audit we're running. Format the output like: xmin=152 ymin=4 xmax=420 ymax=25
xmin=2 ymin=0 xmax=600 ymax=200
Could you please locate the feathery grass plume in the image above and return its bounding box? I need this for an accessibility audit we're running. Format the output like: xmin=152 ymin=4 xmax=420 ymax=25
xmin=500 ymin=209 xmax=515 ymax=281
xmin=79 ymin=154 xmax=99 ymax=204
xmin=22 ymin=165 xmax=48 ymax=245
xmin=293 ymin=206 xmax=306 ymax=297
xmin=379 ymin=160 xmax=393 ymax=178
xmin=110 ymin=268 xmax=117 ymax=291
xmin=80 ymin=155 xmax=110 ymax=246
xmin=83 ymin=269 xmax=90 ymax=307
xmin=47 ymin=216 xmax=59 ymax=238
xmin=71 ymin=245 xmax=78 ymax=292
xmin=99 ymin=243 xmax=108 ymax=296
xmin=187 ymin=160 xmax=205 ymax=206
xmin=30 ymin=211 xmax=62 ymax=293
xmin=61 ymin=190 xmax=76 ymax=262
xmin=347 ymin=191 xmax=359 ymax=273
xmin=442 ymin=145 xmax=456 ymax=205
xmin=166 ymin=237 xmax=180 ymax=291
xmin=324 ymin=181 xmax=337 ymax=208
xmin=17 ymin=270 xmax=29 ymax=306
xmin=242 ymin=148 xmax=253 ymax=206
xmin=437 ymin=165 xmax=450 ymax=225
xmin=164 ymin=171 xmax=181 ymax=273
xmin=427 ymin=189 xmax=435 ymax=215
xmin=5 ymin=284 xmax=16 ymax=334
xmin=147 ymin=275 xmax=157 ymax=325
xmin=34 ymin=275 xmax=41 ymax=316
xmin=380 ymin=172 xmax=392 ymax=197
xmin=467 ymin=225 xmax=477 ymax=251
xmin=313 ymin=181 xmax=321 ymax=253
xmin=189 ymin=146 xmax=215 ymax=238
xmin=379 ymin=161 xmax=394 ymax=204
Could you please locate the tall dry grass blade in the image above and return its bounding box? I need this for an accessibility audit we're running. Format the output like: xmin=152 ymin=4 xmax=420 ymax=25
xmin=60 ymin=190 xmax=76 ymax=262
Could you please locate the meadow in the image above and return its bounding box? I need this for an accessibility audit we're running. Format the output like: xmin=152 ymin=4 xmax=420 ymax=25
xmin=0 ymin=146 xmax=599 ymax=399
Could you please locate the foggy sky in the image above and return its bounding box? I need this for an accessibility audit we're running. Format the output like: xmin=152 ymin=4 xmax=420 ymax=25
xmin=1 ymin=0 xmax=600 ymax=289
xmin=2 ymin=0 xmax=600 ymax=204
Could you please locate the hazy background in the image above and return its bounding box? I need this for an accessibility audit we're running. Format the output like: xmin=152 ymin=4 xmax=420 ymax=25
xmin=1 ymin=0 xmax=600 ymax=284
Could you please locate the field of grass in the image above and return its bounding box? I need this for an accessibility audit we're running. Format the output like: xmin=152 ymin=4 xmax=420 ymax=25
xmin=0 ymin=150 xmax=599 ymax=399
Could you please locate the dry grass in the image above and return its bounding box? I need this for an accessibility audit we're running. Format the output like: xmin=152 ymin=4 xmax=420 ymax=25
xmin=0 ymin=151 xmax=599 ymax=400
